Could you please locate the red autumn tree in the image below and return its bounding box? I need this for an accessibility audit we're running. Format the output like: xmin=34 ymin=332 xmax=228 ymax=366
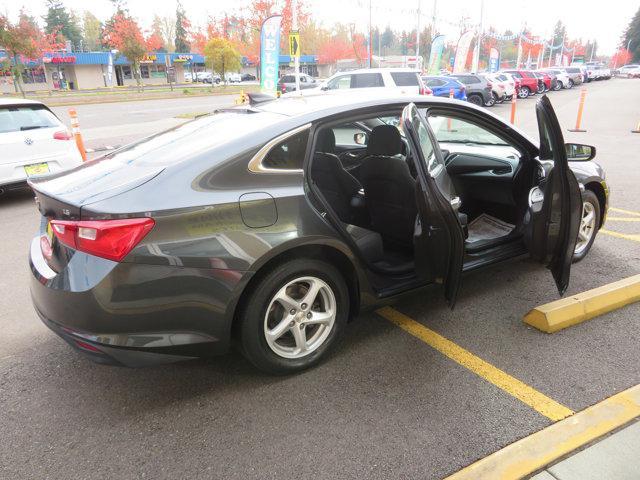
xmin=104 ymin=12 xmax=157 ymax=90
xmin=611 ymin=49 xmax=632 ymax=67
xmin=0 ymin=10 xmax=63 ymax=96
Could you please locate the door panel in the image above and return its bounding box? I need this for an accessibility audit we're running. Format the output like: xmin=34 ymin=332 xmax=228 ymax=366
xmin=525 ymin=95 xmax=582 ymax=295
xmin=401 ymin=103 xmax=465 ymax=306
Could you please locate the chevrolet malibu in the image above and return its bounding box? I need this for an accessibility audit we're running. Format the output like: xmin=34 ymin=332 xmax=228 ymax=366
xmin=29 ymin=93 xmax=608 ymax=374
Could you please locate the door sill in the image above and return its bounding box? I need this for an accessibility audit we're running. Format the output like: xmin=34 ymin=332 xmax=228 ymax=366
xmin=463 ymin=238 xmax=527 ymax=272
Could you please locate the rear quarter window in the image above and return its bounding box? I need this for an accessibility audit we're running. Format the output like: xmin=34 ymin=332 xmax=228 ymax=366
xmin=390 ymin=72 xmax=420 ymax=86
xmin=262 ymin=129 xmax=309 ymax=170
xmin=0 ymin=105 xmax=59 ymax=134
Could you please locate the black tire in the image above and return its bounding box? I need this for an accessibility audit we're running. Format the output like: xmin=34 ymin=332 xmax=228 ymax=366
xmin=238 ymin=258 xmax=349 ymax=374
xmin=567 ymin=79 xmax=574 ymax=88
xmin=518 ymin=86 xmax=530 ymax=98
xmin=573 ymin=189 xmax=601 ymax=263
xmin=554 ymin=81 xmax=563 ymax=90
xmin=468 ymin=94 xmax=483 ymax=106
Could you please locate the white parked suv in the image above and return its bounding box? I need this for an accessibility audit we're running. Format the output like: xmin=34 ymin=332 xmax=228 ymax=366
xmin=619 ymin=64 xmax=640 ymax=78
xmin=0 ymin=99 xmax=82 ymax=193
xmin=287 ymin=68 xmax=431 ymax=97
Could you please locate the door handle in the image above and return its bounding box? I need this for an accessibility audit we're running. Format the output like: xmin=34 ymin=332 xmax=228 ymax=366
xmin=450 ymin=196 xmax=462 ymax=209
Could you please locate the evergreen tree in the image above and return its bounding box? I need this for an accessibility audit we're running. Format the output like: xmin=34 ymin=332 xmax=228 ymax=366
xmin=82 ymin=12 xmax=102 ymax=50
xmin=175 ymin=1 xmax=190 ymax=52
xmin=43 ymin=0 xmax=82 ymax=47
xmin=622 ymin=5 xmax=640 ymax=61
xmin=552 ymin=20 xmax=566 ymax=49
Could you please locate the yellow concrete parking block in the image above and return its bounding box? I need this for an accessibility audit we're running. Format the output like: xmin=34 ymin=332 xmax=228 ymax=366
xmin=445 ymin=384 xmax=640 ymax=480
xmin=377 ymin=307 xmax=574 ymax=421
xmin=524 ymin=274 xmax=640 ymax=333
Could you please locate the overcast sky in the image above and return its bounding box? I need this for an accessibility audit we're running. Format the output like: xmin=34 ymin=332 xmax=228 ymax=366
xmin=2 ymin=0 xmax=636 ymax=54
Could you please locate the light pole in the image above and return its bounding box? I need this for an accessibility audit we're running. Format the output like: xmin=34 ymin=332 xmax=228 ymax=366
xmin=293 ymin=0 xmax=301 ymax=93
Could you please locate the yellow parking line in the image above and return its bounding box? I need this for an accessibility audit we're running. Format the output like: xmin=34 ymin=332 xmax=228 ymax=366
xmin=600 ymin=229 xmax=640 ymax=243
xmin=609 ymin=207 xmax=640 ymax=217
xmin=376 ymin=306 xmax=574 ymax=421
xmin=605 ymin=217 xmax=640 ymax=222
xmin=446 ymin=384 xmax=640 ymax=480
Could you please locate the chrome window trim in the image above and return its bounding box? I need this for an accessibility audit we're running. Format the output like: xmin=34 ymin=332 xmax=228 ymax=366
xmin=247 ymin=123 xmax=311 ymax=174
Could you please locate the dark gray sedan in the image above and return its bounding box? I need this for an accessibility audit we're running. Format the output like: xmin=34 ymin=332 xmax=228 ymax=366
xmin=29 ymin=93 xmax=608 ymax=374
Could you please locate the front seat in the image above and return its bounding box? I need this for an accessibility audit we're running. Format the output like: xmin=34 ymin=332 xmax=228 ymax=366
xmin=359 ymin=125 xmax=417 ymax=247
xmin=311 ymin=129 xmax=363 ymax=223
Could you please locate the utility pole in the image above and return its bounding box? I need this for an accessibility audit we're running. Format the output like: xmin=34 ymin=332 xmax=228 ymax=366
xmin=472 ymin=0 xmax=484 ymax=72
xmin=293 ymin=0 xmax=301 ymax=94
xmin=416 ymin=0 xmax=421 ymax=69
xmin=369 ymin=0 xmax=372 ymax=68
xmin=432 ymin=0 xmax=437 ymax=35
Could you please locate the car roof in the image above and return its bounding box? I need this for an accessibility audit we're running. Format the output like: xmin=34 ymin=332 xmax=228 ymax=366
xmin=338 ymin=68 xmax=420 ymax=74
xmin=0 ymin=98 xmax=45 ymax=107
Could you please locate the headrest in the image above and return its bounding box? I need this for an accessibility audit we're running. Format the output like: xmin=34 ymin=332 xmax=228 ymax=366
xmin=316 ymin=128 xmax=336 ymax=153
xmin=366 ymin=125 xmax=402 ymax=156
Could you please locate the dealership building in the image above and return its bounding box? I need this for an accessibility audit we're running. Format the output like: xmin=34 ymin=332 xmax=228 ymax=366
xmin=0 ymin=50 xmax=323 ymax=94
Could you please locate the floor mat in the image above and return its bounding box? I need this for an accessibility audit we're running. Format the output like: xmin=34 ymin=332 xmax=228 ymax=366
xmin=467 ymin=213 xmax=515 ymax=243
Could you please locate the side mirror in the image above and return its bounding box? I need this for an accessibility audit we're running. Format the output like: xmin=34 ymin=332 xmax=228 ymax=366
xmin=565 ymin=143 xmax=596 ymax=161
xmin=354 ymin=132 xmax=368 ymax=145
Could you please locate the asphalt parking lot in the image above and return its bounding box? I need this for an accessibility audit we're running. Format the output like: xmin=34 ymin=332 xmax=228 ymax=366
xmin=1 ymin=79 xmax=639 ymax=479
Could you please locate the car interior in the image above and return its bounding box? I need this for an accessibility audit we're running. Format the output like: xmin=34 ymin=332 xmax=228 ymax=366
xmin=308 ymin=107 xmax=538 ymax=277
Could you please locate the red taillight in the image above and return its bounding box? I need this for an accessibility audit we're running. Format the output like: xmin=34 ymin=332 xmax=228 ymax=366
xmin=50 ymin=218 xmax=155 ymax=262
xmin=281 ymin=84 xmax=286 ymax=93
xmin=53 ymin=129 xmax=72 ymax=140
xmin=419 ymin=85 xmax=432 ymax=95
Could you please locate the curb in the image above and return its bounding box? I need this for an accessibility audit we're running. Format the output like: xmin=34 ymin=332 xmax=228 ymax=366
xmin=445 ymin=384 xmax=640 ymax=480
xmin=523 ymin=274 xmax=640 ymax=333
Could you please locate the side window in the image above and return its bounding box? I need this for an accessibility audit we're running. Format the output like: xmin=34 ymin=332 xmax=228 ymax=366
xmin=332 ymin=125 xmax=368 ymax=146
xmin=427 ymin=115 xmax=508 ymax=146
xmin=426 ymin=78 xmax=445 ymax=87
xmin=409 ymin=111 xmax=441 ymax=176
xmin=352 ymin=73 xmax=384 ymax=88
xmin=327 ymin=75 xmax=351 ymax=90
xmin=390 ymin=72 xmax=420 ymax=86
xmin=262 ymin=129 xmax=310 ymax=170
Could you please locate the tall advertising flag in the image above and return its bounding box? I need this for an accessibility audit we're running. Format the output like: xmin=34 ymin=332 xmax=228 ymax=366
xmin=260 ymin=15 xmax=282 ymax=94
xmin=489 ymin=48 xmax=499 ymax=73
xmin=427 ymin=35 xmax=446 ymax=74
xmin=453 ymin=31 xmax=474 ymax=73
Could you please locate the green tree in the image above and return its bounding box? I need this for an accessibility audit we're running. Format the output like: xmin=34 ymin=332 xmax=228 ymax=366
xmin=622 ymin=5 xmax=640 ymax=61
xmin=203 ymin=37 xmax=241 ymax=82
xmin=44 ymin=0 xmax=82 ymax=47
xmin=175 ymin=1 xmax=190 ymax=52
xmin=552 ymin=20 xmax=566 ymax=49
xmin=381 ymin=26 xmax=394 ymax=54
xmin=82 ymin=12 xmax=102 ymax=50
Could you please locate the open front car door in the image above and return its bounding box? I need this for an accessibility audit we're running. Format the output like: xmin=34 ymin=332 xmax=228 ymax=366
xmin=401 ymin=103 xmax=465 ymax=307
xmin=525 ymin=95 xmax=582 ymax=295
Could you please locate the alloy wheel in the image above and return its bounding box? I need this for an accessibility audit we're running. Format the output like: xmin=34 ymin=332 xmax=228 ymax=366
xmin=263 ymin=276 xmax=336 ymax=359
xmin=575 ymin=200 xmax=596 ymax=255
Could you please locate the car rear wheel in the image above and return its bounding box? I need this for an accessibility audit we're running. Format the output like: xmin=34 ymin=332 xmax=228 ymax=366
xmin=573 ymin=190 xmax=600 ymax=262
xmin=554 ymin=81 xmax=563 ymax=91
xmin=518 ymin=86 xmax=530 ymax=98
xmin=238 ymin=259 xmax=348 ymax=374
xmin=468 ymin=94 xmax=484 ymax=106
xmin=567 ymin=79 xmax=574 ymax=88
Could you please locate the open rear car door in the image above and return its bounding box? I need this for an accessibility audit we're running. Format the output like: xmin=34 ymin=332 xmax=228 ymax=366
xmin=401 ymin=103 xmax=465 ymax=307
xmin=525 ymin=95 xmax=582 ymax=295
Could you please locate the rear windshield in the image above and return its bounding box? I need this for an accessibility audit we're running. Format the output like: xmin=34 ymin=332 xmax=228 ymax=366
xmin=390 ymin=72 xmax=420 ymax=86
xmin=566 ymin=68 xmax=580 ymax=73
xmin=0 ymin=105 xmax=59 ymax=133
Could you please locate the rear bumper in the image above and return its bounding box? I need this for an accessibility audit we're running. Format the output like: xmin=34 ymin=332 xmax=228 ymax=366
xmin=0 ymin=150 xmax=82 ymax=188
xmin=29 ymin=236 xmax=245 ymax=367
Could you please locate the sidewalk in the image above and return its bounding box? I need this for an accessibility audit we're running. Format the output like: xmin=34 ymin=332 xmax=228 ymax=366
xmin=530 ymin=419 xmax=640 ymax=480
